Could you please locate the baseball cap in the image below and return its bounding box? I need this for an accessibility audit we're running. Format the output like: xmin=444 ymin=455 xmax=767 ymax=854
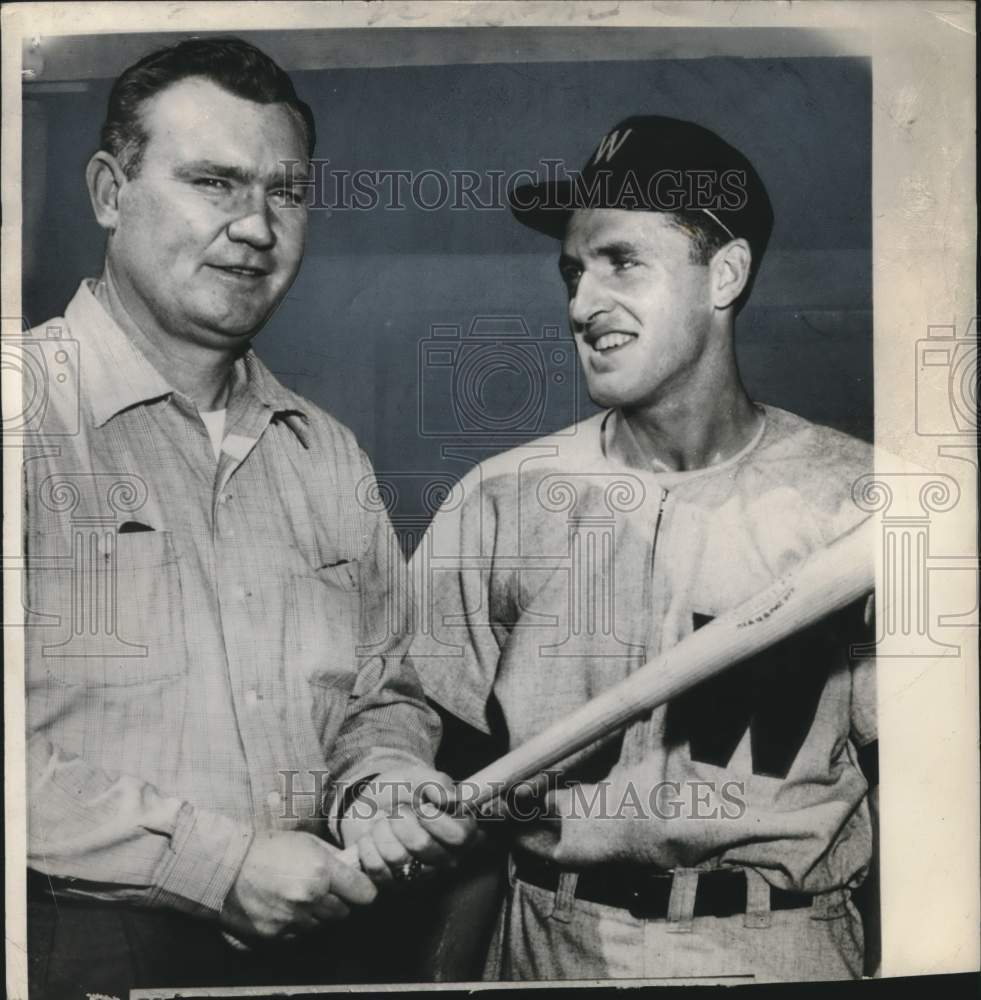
xmin=508 ymin=115 xmax=774 ymax=267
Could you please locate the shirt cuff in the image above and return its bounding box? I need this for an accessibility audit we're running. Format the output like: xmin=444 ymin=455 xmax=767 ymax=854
xmin=147 ymin=804 xmax=254 ymax=918
xmin=326 ymin=749 xmax=434 ymax=841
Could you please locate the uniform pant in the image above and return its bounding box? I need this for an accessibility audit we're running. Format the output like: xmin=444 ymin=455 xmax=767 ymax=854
xmin=487 ymin=865 xmax=865 ymax=983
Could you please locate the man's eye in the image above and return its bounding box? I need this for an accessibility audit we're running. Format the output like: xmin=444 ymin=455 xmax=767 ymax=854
xmin=612 ymin=257 xmax=638 ymax=272
xmin=270 ymin=189 xmax=305 ymax=209
xmin=560 ymin=267 xmax=581 ymax=289
xmin=195 ymin=177 xmax=230 ymax=192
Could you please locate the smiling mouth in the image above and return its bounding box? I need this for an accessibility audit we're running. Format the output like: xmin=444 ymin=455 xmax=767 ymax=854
xmin=589 ymin=332 xmax=637 ymax=353
xmin=210 ymin=264 xmax=270 ymax=279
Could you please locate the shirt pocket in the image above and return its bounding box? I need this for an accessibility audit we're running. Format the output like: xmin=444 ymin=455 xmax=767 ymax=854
xmin=26 ymin=529 xmax=190 ymax=687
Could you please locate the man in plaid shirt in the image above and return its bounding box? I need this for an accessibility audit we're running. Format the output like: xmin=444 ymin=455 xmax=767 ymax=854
xmin=23 ymin=37 xmax=475 ymax=997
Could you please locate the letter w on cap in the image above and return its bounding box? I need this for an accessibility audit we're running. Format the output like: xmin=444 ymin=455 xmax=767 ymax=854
xmin=593 ymin=129 xmax=632 ymax=164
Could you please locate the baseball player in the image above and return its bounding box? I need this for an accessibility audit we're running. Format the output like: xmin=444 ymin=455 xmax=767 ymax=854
xmin=410 ymin=116 xmax=878 ymax=982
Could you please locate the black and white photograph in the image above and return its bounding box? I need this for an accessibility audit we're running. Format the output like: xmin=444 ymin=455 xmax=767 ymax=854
xmin=2 ymin=3 xmax=977 ymax=997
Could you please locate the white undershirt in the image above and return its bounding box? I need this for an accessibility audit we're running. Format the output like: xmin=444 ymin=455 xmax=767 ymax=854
xmin=200 ymin=409 xmax=227 ymax=460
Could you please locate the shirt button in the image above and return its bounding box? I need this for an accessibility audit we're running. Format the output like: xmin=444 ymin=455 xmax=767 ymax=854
xmin=245 ymin=689 xmax=258 ymax=708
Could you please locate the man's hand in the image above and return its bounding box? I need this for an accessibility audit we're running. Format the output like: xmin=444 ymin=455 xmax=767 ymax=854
xmin=340 ymin=768 xmax=480 ymax=885
xmin=220 ymin=831 xmax=377 ymax=939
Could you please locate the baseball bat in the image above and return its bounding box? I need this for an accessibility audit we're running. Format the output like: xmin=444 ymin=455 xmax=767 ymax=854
xmin=437 ymin=512 xmax=877 ymax=815
xmin=220 ymin=513 xmax=874 ymax=956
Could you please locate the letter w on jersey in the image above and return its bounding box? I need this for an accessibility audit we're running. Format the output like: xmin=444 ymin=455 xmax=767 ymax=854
xmin=593 ymin=128 xmax=632 ymax=164
xmin=664 ymin=605 xmax=864 ymax=780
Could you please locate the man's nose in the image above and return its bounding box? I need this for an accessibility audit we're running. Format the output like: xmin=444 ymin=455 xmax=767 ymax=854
xmin=568 ymin=269 xmax=610 ymax=328
xmin=226 ymin=192 xmax=276 ymax=250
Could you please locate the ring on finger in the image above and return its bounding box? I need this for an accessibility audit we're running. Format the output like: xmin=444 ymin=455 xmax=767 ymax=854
xmin=394 ymin=858 xmax=426 ymax=882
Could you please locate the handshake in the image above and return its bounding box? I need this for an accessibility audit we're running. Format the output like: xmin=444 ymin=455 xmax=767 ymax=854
xmin=220 ymin=766 xmax=479 ymax=941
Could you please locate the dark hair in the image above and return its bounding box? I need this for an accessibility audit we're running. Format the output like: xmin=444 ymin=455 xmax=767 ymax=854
xmin=665 ymin=210 xmax=762 ymax=312
xmin=666 ymin=211 xmax=737 ymax=267
xmin=100 ymin=36 xmax=316 ymax=177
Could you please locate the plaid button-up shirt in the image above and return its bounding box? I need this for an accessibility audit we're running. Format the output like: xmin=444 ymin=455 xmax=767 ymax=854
xmin=24 ymin=281 xmax=438 ymax=917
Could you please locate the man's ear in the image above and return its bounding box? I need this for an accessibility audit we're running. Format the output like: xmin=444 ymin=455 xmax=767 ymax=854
xmin=710 ymin=238 xmax=752 ymax=310
xmin=85 ymin=151 xmax=128 ymax=232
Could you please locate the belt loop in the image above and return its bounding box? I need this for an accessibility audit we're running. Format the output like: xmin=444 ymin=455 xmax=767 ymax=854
xmin=743 ymin=868 xmax=773 ymax=929
xmin=551 ymin=872 xmax=577 ymax=924
xmin=514 ymin=855 xmax=554 ymax=918
xmin=666 ymin=868 xmax=698 ymax=933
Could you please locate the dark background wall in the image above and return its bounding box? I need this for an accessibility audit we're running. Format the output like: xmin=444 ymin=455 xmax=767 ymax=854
xmin=23 ymin=43 xmax=871 ymax=542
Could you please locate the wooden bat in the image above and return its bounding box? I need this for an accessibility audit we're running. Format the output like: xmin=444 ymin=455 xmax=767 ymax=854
xmin=451 ymin=513 xmax=876 ymax=813
xmin=226 ymin=513 xmax=874 ymax=950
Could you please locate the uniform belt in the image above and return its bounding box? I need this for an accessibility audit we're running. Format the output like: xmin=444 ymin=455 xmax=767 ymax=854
xmin=512 ymin=854 xmax=812 ymax=920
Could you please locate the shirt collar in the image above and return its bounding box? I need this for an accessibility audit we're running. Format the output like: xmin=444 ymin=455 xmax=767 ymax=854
xmin=601 ymin=405 xmax=768 ymax=481
xmin=65 ymin=279 xmax=171 ymax=427
xmin=65 ymin=280 xmax=309 ymax=441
